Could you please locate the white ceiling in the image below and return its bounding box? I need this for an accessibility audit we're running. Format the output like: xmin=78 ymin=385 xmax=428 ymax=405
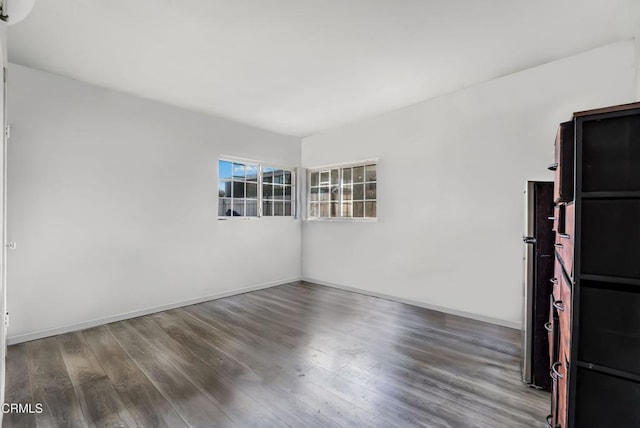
xmin=8 ymin=0 xmax=639 ymax=137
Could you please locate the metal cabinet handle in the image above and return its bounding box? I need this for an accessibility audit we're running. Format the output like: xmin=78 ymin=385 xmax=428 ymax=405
xmin=550 ymin=278 xmax=558 ymax=284
xmin=545 ymin=414 xmax=553 ymax=428
xmin=559 ymin=233 xmax=570 ymax=239
xmin=552 ymin=300 xmax=564 ymax=312
xmin=550 ymin=361 xmax=564 ymax=380
xmin=548 ymin=163 xmax=559 ymax=171
xmin=545 ymin=414 xmax=560 ymax=428
xmin=554 ymin=243 xmax=564 ymax=248
xmin=544 ymin=322 xmax=553 ymax=332
xmin=548 ymin=216 xmax=557 ymax=221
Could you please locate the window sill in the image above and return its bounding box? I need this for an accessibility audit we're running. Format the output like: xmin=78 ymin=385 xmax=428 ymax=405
xmin=217 ymin=217 xmax=260 ymax=221
xmin=304 ymin=217 xmax=378 ymax=223
xmin=217 ymin=216 xmax=299 ymax=221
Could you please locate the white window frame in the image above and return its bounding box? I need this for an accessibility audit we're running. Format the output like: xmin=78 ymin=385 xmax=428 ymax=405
xmin=306 ymin=158 xmax=378 ymax=222
xmin=218 ymin=156 xmax=297 ymax=220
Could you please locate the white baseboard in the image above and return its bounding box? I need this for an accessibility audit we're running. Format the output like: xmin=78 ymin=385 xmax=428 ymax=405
xmin=302 ymin=277 xmax=521 ymax=330
xmin=7 ymin=277 xmax=301 ymax=345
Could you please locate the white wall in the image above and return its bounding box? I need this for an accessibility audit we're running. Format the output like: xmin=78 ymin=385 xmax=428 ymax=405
xmin=635 ymin=3 xmax=640 ymax=99
xmin=301 ymin=40 xmax=637 ymax=327
xmin=636 ymin=36 xmax=640 ymax=99
xmin=7 ymin=64 xmax=301 ymax=342
xmin=0 ymin=19 xmax=7 ymax=423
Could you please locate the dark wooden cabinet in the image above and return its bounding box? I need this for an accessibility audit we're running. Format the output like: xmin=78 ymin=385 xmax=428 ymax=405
xmin=550 ymin=121 xmax=574 ymax=204
xmin=547 ymin=102 xmax=640 ymax=428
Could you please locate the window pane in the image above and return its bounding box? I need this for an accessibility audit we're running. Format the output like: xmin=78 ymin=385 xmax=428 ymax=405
xmin=245 ymin=164 xmax=258 ymax=182
xmin=263 ymin=200 xmax=273 ymax=216
xmin=274 ymin=201 xmax=285 ymax=216
xmin=331 ymin=186 xmax=340 ymax=201
xmin=310 ymin=202 xmax=319 ymax=217
xmin=342 ymin=185 xmax=352 ymax=201
xmin=310 ymin=172 xmax=319 ymax=187
xmin=320 ymin=186 xmax=330 ymax=202
xmin=342 ymin=202 xmax=353 ymax=217
xmin=284 ymin=185 xmax=292 ymax=200
xmin=246 ymin=200 xmax=258 ymax=216
xmin=365 ymin=201 xmax=376 ymax=218
xmin=263 ymin=184 xmax=273 ymax=199
xmin=263 ymin=168 xmax=274 ymax=183
xmin=273 ymin=185 xmax=284 ymax=200
xmin=320 ymin=171 xmax=330 ymax=184
xmin=219 ymin=181 xmax=231 ymax=198
xmin=233 ymin=181 xmax=245 ymax=198
xmin=284 ymin=202 xmax=292 ymax=216
xmin=342 ymin=167 xmax=352 ymax=184
xmin=246 ymin=183 xmax=258 ymax=199
xmin=353 ymin=183 xmax=364 ymax=200
xmin=219 ymin=198 xmax=231 ymax=216
xmin=365 ymin=183 xmax=376 ymax=200
xmin=353 ymin=201 xmax=364 ymax=218
xmin=232 ymin=163 xmax=245 ymax=180
xmin=273 ymin=169 xmax=284 ymax=184
xmin=284 ymin=170 xmax=292 ymax=185
xmin=331 ymin=169 xmax=339 ymax=185
xmin=319 ymin=203 xmax=329 ymax=217
xmin=365 ymin=164 xmax=377 ymax=182
xmin=219 ymin=160 xmax=232 ymax=179
xmin=309 ymin=187 xmax=319 ymax=202
xmin=330 ymin=202 xmax=339 ymax=217
xmin=353 ymin=166 xmax=364 ymax=183
xmin=232 ymin=200 xmax=245 ymax=216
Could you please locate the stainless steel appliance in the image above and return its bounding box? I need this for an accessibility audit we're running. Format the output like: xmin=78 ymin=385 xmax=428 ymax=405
xmin=522 ymin=181 xmax=554 ymax=389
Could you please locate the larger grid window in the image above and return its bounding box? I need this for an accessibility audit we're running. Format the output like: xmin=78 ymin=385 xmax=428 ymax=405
xmin=308 ymin=161 xmax=377 ymax=219
xmin=218 ymin=159 xmax=295 ymax=218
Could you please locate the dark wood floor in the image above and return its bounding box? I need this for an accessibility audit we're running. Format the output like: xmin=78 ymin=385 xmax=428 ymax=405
xmin=3 ymin=282 xmax=548 ymax=427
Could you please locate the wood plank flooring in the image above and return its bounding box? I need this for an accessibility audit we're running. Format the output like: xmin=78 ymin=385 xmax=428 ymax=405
xmin=3 ymin=282 xmax=549 ymax=427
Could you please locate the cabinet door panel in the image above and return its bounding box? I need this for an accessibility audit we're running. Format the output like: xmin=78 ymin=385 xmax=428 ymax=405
xmin=582 ymin=199 xmax=640 ymax=279
xmin=549 ymin=295 xmax=561 ymax=427
xmin=578 ymin=281 xmax=640 ymax=375
xmin=558 ymin=272 xmax=572 ymax=356
xmin=564 ymin=203 xmax=574 ymax=239
xmin=550 ymin=343 xmax=568 ymax=427
xmin=553 ymin=203 xmax=574 ymax=279
xmin=557 ymin=353 xmax=569 ymax=428
xmin=575 ymin=368 xmax=640 ymax=427
xmin=582 ymin=113 xmax=640 ymax=192
xmin=548 ymin=296 xmax=560 ymax=368
xmin=553 ymin=121 xmax=574 ymax=203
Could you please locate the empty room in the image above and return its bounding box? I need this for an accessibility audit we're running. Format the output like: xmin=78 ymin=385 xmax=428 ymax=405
xmin=0 ymin=0 xmax=639 ymax=427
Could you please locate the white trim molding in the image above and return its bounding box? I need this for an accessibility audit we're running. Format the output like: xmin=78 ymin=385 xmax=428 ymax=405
xmin=7 ymin=277 xmax=300 ymax=345
xmin=302 ymin=277 xmax=521 ymax=330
